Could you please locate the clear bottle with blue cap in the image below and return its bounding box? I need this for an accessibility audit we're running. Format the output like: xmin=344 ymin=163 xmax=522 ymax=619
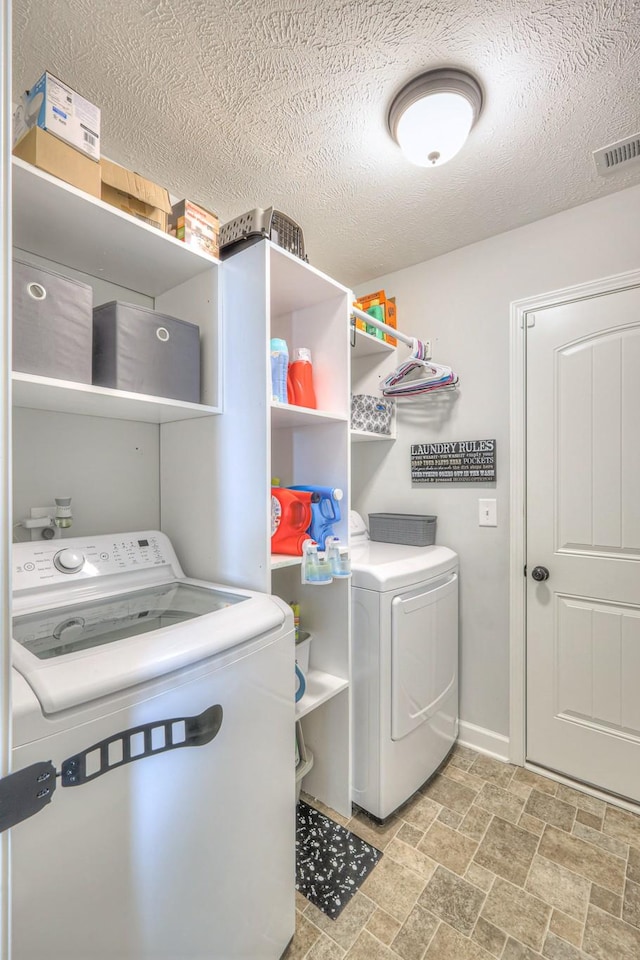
xmin=270 ymin=338 xmax=289 ymax=403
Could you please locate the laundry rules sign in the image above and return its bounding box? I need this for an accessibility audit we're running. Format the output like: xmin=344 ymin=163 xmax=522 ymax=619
xmin=411 ymin=439 xmax=497 ymax=483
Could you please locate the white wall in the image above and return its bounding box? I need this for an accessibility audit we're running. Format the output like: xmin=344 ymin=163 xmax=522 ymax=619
xmin=354 ymin=182 xmax=640 ymax=742
xmin=13 ymin=409 xmax=160 ymax=539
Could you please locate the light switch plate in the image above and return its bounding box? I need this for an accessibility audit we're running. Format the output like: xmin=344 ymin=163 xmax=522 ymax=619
xmin=479 ymin=499 xmax=497 ymax=526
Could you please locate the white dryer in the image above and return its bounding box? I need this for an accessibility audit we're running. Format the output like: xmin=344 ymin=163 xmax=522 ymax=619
xmin=10 ymin=531 xmax=295 ymax=960
xmin=350 ymin=512 xmax=459 ymax=820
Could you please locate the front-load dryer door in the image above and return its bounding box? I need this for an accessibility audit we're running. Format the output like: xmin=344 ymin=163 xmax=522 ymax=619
xmin=391 ymin=573 xmax=458 ymax=741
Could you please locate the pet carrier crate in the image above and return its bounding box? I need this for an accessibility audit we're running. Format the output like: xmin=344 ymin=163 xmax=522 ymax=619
xmin=219 ymin=207 xmax=307 ymax=262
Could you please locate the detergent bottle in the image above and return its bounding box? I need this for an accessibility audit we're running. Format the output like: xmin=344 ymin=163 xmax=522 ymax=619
xmin=271 ymin=487 xmax=319 ymax=555
xmin=288 ymin=485 xmax=342 ymax=549
xmin=287 ymin=348 xmax=317 ymax=409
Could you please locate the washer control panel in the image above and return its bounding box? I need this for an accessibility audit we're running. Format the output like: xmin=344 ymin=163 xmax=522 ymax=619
xmin=14 ymin=532 xmax=175 ymax=588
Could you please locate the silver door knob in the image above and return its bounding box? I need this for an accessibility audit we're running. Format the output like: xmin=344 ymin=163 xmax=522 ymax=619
xmin=531 ymin=566 xmax=550 ymax=582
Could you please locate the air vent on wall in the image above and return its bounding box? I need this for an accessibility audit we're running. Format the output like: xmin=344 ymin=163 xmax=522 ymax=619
xmin=593 ymin=134 xmax=640 ymax=175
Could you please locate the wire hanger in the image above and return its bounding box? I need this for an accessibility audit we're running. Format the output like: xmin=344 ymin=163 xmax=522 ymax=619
xmin=350 ymin=307 xmax=459 ymax=398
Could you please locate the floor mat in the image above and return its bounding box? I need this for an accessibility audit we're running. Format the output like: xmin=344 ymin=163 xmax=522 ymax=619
xmin=295 ymin=800 xmax=382 ymax=919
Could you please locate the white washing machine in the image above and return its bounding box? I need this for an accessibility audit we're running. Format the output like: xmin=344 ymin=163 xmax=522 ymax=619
xmin=10 ymin=531 xmax=295 ymax=960
xmin=350 ymin=512 xmax=459 ymax=820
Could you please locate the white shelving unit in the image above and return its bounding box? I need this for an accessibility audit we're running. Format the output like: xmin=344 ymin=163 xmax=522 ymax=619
xmin=296 ymin=671 xmax=349 ymax=721
xmin=11 ymin=159 xmax=352 ymax=818
xmin=351 ymin=428 xmax=396 ymax=443
xmin=12 ymin=158 xmax=218 ymax=297
xmin=164 ymin=239 xmax=353 ymax=816
xmin=12 ymin=372 xmax=219 ymax=424
xmin=350 ymin=326 xmax=396 ymax=359
xmin=350 ymin=324 xmax=398 ymax=442
xmin=11 ymin=157 xmax=221 ymax=553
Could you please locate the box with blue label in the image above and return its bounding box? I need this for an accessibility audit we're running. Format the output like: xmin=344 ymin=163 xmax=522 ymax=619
xmin=13 ymin=72 xmax=100 ymax=160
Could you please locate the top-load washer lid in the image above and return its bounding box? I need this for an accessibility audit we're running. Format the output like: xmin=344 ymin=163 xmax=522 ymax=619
xmin=351 ymin=541 xmax=458 ymax=591
xmin=12 ymin=531 xmax=287 ymax=714
xmin=13 ymin=581 xmax=245 ymax=660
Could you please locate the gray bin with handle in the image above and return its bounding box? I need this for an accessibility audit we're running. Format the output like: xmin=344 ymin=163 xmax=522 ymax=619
xmin=368 ymin=513 xmax=437 ymax=546
xmin=92 ymin=301 xmax=201 ymax=402
xmin=13 ymin=258 xmax=93 ymax=383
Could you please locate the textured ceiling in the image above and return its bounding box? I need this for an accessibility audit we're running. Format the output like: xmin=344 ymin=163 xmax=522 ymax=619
xmin=12 ymin=0 xmax=640 ymax=287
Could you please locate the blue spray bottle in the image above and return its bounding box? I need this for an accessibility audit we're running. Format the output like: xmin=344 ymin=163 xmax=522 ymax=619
xmin=270 ymin=338 xmax=289 ymax=404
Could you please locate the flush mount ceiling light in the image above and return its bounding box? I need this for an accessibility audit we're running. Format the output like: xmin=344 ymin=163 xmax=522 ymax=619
xmin=387 ymin=68 xmax=483 ymax=168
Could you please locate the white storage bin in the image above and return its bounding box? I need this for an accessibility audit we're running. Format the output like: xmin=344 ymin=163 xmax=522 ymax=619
xmin=295 ymin=721 xmax=314 ymax=802
xmin=295 ymin=631 xmax=311 ymax=675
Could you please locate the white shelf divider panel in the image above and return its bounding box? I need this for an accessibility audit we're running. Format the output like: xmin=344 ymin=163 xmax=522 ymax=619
xmin=295 ymin=670 xmax=349 ymax=720
xmin=12 ymin=372 xmax=220 ymax=423
xmin=350 ymin=428 xmax=396 ymax=442
xmin=270 ymin=402 xmax=348 ymax=428
xmin=351 ymin=328 xmax=396 ymax=359
xmin=12 ymin=158 xmax=218 ymax=297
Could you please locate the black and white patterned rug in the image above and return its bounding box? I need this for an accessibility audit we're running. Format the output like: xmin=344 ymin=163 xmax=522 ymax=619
xmin=295 ymin=800 xmax=382 ymax=919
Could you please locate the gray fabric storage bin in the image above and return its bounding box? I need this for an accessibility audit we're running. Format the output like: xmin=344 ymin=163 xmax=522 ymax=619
xmin=368 ymin=513 xmax=437 ymax=546
xmin=13 ymin=258 xmax=93 ymax=383
xmin=92 ymin=301 xmax=201 ymax=403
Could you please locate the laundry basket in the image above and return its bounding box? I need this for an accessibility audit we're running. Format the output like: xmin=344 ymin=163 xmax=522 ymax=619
xmin=368 ymin=513 xmax=437 ymax=546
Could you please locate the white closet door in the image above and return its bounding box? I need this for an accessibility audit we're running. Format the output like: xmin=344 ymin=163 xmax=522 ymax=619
xmin=526 ymin=284 xmax=640 ymax=801
xmin=391 ymin=575 xmax=457 ymax=741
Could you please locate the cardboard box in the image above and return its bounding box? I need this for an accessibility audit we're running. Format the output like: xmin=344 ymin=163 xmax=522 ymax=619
xmin=358 ymin=290 xmax=387 ymax=311
xmin=358 ymin=289 xmax=388 ymax=338
xmin=12 ymin=127 xmax=101 ymax=197
xmin=100 ymin=158 xmax=172 ymax=232
xmin=385 ymin=297 xmax=398 ymax=346
xmin=13 ymin=72 xmax=100 ymax=160
xmin=169 ymin=199 xmax=219 ymax=258
xmin=352 ymin=300 xmax=367 ymax=332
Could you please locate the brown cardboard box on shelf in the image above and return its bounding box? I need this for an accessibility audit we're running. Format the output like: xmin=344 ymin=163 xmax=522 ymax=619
xmin=169 ymin=199 xmax=219 ymax=258
xmin=13 ymin=71 xmax=101 ymax=160
xmin=385 ymin=297 xmax=398 ymax=346
xmin=12 ymin=127 xmax=101 ymax=198
xmin=358 ymin=290 xmax=387 ymax=312
xmin=352 ymin=299 xmax=367 ymax=332
xmin=100 ymin=158 xmax=172 ymax=232
xmin=358 ymin=289 xmax=388 ymax=339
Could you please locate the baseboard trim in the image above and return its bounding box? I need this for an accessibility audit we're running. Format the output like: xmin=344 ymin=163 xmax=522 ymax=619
xmin=457 ymin=720 xmax=510 ymax=762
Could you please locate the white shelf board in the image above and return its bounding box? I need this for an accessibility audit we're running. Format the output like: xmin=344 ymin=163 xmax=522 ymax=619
xmin=351 ymin=327 xmax=396 ymax=358
xmin=295 ymin=669 xmax=349 ymax=720
xmin=270 ymin=553 xmax=302 ymax=570
xmin=269 ymin=242 xmax=350 ymax=317
xmin=12 ymin=158 xmax=219 ymax=297
xmin=350 ymin=429 xmax=396 ymax=443
xmin=12 ymin=372 xmax=220 ymax=423
xmin=270 ymin=401 xmax=348 ymax=428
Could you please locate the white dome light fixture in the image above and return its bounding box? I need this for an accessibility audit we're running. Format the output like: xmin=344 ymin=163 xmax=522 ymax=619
xmin=388 ymin=68 xmax=483 ymax=168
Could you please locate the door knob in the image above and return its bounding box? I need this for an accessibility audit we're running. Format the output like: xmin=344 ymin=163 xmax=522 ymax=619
xmin=531 ymin=565 xmax=550 ymax=582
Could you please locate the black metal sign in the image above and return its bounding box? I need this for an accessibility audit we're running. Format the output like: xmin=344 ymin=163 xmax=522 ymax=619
xmin=411 ymin=439 xmax=496 ymax=483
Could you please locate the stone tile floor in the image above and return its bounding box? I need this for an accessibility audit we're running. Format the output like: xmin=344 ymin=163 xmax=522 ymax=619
xmin=284 ymin=744 xmax=640 ymax=960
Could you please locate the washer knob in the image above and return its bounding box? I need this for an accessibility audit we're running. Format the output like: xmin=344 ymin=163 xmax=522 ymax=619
xmin=53 ymin=548 xmax=85 ymax=574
